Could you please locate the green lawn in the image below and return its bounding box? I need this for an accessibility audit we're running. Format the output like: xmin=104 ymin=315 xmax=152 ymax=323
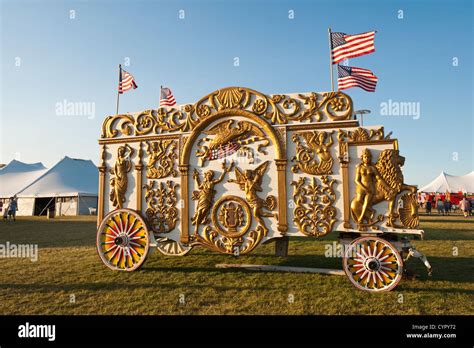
xmin=0 ymin=214 xmax=473 ymax=315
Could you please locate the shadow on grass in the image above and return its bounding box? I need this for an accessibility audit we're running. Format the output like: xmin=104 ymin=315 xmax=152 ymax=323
xmin=0 ymin=281 xmax=281 ymax=292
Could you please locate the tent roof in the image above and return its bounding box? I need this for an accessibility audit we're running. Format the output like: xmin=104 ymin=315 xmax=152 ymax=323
xmin=419 ymin=171 xmax=474 ymax=193
xmin=17 ymin=156 xmax=98 ymax=198
xmin=0 ymin=160 xmax=48 ymax=197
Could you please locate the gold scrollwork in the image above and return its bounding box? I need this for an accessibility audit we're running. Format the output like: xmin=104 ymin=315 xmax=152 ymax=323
xmin=143 ymin=180 xmax=180 ymax=234
xmin=291 ymin=175 xmax=337 ymax=237
xmin=337 ymin=127 xmax=385 ymax=163
xmin=109 ymin=144 xmax=134 ymax=209
xmin=291 ymin=131 xmax=335 ymax=175
xmin=195 ymin=119 xmax=269 ymax=167
xmin=101 ymin=87 xmax=354 ymax=138
xmin=145 ymin=140 xmax=178 ymax=179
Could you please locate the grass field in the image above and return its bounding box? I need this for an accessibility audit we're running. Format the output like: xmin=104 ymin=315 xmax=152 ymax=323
xmin=0 ymin=214 xmax=473 ymax=315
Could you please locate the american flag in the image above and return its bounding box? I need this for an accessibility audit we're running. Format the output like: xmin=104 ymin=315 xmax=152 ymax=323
xmin=160 ymin=87 xmax=177 ymax=107
xmin=118 ymin=69 xmax=137 ymax=94
xmin=337 ymin=65 xmax=378 ymax=92
xmin=208 ymin=142 xmax=240 ymax=160
xmin=331 ymin=31 xmax=376 ymax=64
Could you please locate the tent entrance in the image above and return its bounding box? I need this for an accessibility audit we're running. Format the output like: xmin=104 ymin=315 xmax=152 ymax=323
xmin=34 ymin=197 xmax=55 ymax=216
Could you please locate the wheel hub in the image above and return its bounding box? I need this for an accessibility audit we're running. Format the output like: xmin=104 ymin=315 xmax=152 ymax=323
xmin=114 ymin=234 xmax=129 ymax=246
xmin=365 ymin=257 xmax=380 ymax=271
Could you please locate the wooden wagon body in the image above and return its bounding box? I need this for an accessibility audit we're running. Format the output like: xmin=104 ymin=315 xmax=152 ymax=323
xmin=96 ymin=87 xmax=431 ymax=292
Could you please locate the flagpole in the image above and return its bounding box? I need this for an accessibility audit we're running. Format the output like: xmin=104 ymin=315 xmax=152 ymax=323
xmin=159 ymin=85 xmax=162 ymax=109
xmin=328 ymin=28 xmax=334 ymax=92
xmin=116 ymin=64 xmax=121 ymax=115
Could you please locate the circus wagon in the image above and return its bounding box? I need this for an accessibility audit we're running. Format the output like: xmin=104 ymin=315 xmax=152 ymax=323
xmin=96 ymin=86 xmax=431 ymax=292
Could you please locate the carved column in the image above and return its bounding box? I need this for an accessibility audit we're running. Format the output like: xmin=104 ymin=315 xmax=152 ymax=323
xmin=338 ymin=140 xmax=352 ymax=229
xmin=97 ymin=144 xmax=107 ymax=227
xmin=275 ymin=159 xmax=288 ymax=234
xmin=135 ymin=142 xmax=143 ymax=212
xmin=179 ymin=164 xmax=190 ymax=243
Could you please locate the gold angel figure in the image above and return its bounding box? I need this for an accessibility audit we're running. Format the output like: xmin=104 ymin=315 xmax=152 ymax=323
xmin=228 ymin=161 xmax=277 ymax=235
xmin=191 ymin=160 xmax=234 ymax=234
xmin=110 ymin=144 xmax=134 ymax=209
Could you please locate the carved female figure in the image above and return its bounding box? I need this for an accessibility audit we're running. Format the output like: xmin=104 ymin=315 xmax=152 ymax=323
xmin=351 ymin=149 xmax=392 ymax=226
xmin=192 ymin=160 xmax=234 ymax=234
xmin=313 ymin=131 xmax=334 ymax=173
xmin=110 ymin=144 xmax=134 ymax=209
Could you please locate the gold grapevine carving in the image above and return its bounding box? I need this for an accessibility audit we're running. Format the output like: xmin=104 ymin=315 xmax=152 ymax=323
xmin=143 ymin=180 xmax=180 ymax=234
xmin=291 ymin=175 xmax=337 ymax=237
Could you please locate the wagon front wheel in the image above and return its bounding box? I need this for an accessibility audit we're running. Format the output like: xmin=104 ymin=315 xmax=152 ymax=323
xmin=343 ymin=236 xmax=403 ymax=292
xmin=97 ymin=209 xmax=150 ymax=271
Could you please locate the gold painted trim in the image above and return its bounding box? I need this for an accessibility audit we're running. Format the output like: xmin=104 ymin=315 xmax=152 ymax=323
xmin=179 ymin=164 xmax=190 ymax=244
xmin=286 ymin=120 xmax=359 ymax=131
xmin=135 ymin=142 xmax=143 ymax=212
xmin=98 ymin=133 xmax=180 ymax=145
xmin=97 ymin=144 xmax=107 ymax=227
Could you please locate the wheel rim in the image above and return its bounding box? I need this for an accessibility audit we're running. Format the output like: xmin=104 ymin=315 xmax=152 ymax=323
xmin=343 ymin=236 xmax=403 ymax=292
xmin=97 ymin=209 xmax=150 ymax=271
xmin=156 ymin=237 xmax=192 ymax=256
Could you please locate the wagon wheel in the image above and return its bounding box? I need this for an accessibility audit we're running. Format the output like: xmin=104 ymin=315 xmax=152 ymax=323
xmin=343 ymin=236 xmax=403 ymax=292
xmin=155 ymin=237 xmax=192 ymax=256
xmin=97 ymin=209 xmax=150 ymax=271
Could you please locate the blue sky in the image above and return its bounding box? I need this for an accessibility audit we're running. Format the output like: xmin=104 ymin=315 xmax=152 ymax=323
xmin=1 ymin=0 xmax=472 ymax=186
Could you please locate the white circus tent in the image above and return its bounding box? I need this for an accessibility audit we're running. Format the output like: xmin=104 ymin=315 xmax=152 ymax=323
xmin=0 ymin=160 xmax=48 ymax=198
xmin=1 ymin=156 xmax=98 ymax=216
xmin=419 ymin=171 xmax=474 ymax=194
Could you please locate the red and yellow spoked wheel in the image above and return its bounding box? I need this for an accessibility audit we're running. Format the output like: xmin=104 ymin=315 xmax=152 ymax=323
xmin=343 ymin=236 xmax=403 ymax=292
xmin=97 ymin=209 xmax=150 ymax=271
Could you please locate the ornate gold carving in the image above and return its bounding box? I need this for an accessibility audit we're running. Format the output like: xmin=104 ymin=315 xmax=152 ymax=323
xmin=212 ymin=196 xmax=251 ymax=238
xmin=191 ymin=161 xmax=234 ymax=234
xmin=350 ymin=148 xmax=417 ymax=231
xmin=228 ymin=161 xmax=277 ymax=236
xmin=196 ymin=120 xmax=269 ymax=166
xmin=109 ymin=144 xmax=134 ymax=209
xmin=101 ymin=87 xmax=354 ymax=138
xmin=291 ymin=176 xmax=337 ymax=237
xmin=337 ymin=127 xmax=385 ymax=163
xmin=291 ymin=131 xmax=335 ymax=175
xmin=145 ymin=140 xmax=178 ymax=178
xmin=143 ymin=180 xmax=179 ymax=234
xmin=398 ymin=193 xmax=419 ymax=229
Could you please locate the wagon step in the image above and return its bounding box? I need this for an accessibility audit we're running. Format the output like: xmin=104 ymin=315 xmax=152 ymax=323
xmin=215 ymin=264 xmax=345 ymax=276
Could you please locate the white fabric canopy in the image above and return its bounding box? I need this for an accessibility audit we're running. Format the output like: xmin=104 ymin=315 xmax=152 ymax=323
xmin=419 ymin=171 xmax=474 ymax=193
xmin=17 ymin=156 xmax=98 ymax=197
xmin=0 ymin=160 xmax=48 ymax=197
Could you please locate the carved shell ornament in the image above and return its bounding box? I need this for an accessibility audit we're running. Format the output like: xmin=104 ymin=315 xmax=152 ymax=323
xmin=101 ymin=87 xmax=354 ymax=139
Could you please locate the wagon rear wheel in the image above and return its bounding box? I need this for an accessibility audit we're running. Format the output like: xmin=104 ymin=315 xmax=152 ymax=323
xmin=156 ymin=237 xmax=192 ymax=256
xmin=97 ymin=209 xmax=150 ymax=271
xmin=343 ymin=236 xmax=403 ymax=292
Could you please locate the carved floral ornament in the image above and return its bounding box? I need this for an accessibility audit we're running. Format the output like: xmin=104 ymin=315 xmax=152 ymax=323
xmin=101 ymin=87 xmax=353 ymax=138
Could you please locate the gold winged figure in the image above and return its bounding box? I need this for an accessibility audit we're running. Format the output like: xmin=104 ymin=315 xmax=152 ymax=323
xmin=196 ymin=120 xmax=270 ymax=166
xmin=228 ymin=161 xmax=277 ymax=235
